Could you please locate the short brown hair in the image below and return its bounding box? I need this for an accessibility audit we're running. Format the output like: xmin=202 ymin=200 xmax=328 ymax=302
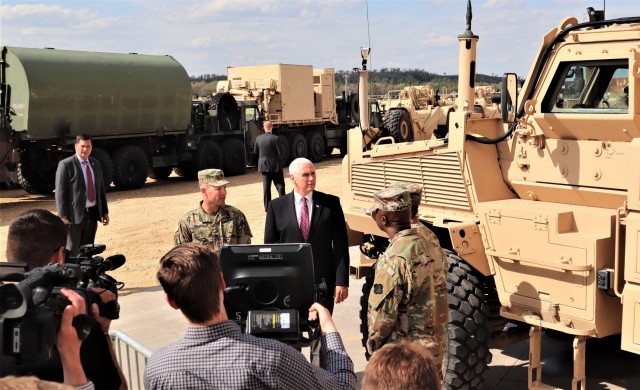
xmin=6 ymin=209 xmax=66 ymax=270
xmin=362 ymin=342 xmax=440 ymax=390
xmin=157 ymin=243 xmax=221 ymax=323
xmin=75 ymin=134 xmax=92 ymax=143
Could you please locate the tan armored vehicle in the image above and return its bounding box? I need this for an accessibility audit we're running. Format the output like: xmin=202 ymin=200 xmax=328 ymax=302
xmin=378 ymin=84 xmax=498 ymax=145
xmin=344 ymin=2 xmax=637 ymax=389
xmin=379 ymin=85 xmax=454 ymax=142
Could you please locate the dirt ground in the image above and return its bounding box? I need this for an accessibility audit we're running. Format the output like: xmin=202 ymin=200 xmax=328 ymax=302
xmin=0 ymin=156 xmax=345 ymax=296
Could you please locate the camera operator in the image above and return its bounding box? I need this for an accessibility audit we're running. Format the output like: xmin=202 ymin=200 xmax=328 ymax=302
xmin=5 ymin=209 xmax=126 ymax=389
xmin=144 ymin=242 xmax=356 ymax=389
xmin=0 ymin=288 xmax=95 ymax=389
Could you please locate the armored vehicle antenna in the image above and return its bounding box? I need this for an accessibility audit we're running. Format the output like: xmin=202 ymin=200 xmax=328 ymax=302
xmin=456 ymin=0 xmax=479 ymax=112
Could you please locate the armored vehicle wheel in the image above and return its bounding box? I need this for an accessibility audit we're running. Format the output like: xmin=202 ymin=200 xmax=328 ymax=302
xmin=384 ymin=109 xmax=413 ymax=142
xmin=289 ymin=133 xmax=307 ymax=161
xmin=17 ymin=158 xmax=56 ymax=194
xmin=112 ymin=145 xmax=149 ymax=190
xmin=148 ymin=166 xmax=173 ymax=180
xmin=444 ymin=253 xmax=492 ymax=389
xmin=221 ymin=138 xmax=246 ymax=176
xmin=210 ymin=93 xmax=240 ymax=132
xmin=277 ymin=134 xmax=289 ymax=165
xmin=177 ymin=139 xmax=223 ymax=179
xmin=91 ymin=147 xmax=113 ymax=189
xmin=306 ymin=131 xmax=325 ymax=162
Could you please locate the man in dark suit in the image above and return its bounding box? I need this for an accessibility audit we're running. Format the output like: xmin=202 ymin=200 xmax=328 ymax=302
xmin=264 ymin=157 xmax=350 ymax=311
xmin=55 ymin=134 xmax=109 ymax=257
xmin=264 ymin=158 xmax=350 ymax=366
xmin=253 ymin=120 xmax=285 ymax=211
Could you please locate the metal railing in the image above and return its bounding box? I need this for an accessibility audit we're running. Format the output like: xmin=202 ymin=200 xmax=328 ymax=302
xmin=110 ymin=329 xmax=153 ymax=390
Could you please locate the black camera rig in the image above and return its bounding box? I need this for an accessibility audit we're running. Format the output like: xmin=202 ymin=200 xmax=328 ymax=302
xmin=0 ymin=244 xmax=125 ymax=372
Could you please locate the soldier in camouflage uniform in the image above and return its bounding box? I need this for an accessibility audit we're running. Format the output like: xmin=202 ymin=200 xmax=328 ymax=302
xmin=174 ymin=169 xmax=252 ymax=252
xmin=388 ymin=182 xmax=449 ymax=373
xmin=389 ymin=182 xmax=441 ymax=248
xmin=365 ymin=188 xmax=447 ymax=374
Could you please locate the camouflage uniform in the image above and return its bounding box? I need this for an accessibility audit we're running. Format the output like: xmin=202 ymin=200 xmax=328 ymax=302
xmin=174 ymin=169 xmax=252 ymax=252
xmin=174 ymin=202 xmax=252 ymax=252
xmin=391 ymin=181 xmax=449 ymax=351
xmin=366 ymin=188 xmax=447 ymax=370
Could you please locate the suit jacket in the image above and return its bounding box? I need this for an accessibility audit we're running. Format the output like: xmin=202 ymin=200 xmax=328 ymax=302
xmin=55 ymin=154 xmax=108 ymax=224
xmin=253 ymin=132 xmax=282 ymax=173
xmin=265 ymin=191 xmax=350 ymax=291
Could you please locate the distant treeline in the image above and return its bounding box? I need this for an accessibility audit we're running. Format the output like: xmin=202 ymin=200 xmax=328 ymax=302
xmin=191 ymin=74 xmax=226 ymax=97
xmin=190 ymin=68 xmax=501 ymax=97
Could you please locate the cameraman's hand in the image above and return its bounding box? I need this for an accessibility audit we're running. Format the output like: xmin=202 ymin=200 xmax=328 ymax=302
xmin=57 ymin=290 xmax=89 ymax=386
xmin=308 ymin=303 xmax=337 ymax=336
xmin=90 ymin=287 xmax=116 ymax=333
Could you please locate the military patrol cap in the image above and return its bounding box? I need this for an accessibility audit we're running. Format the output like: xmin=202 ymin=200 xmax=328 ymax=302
xmin=364 ymin=188 xmax=411 ymax=216
xmin=389 ymin=181 xmax=422 ymax=208
xmin=198 ymin=169 xmax=229 ymax=187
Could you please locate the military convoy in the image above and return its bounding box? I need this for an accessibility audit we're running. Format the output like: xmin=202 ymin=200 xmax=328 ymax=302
xmin=0 ymin=49 xmax=384 ymax=193
xmin=343 ymin=2 xmax=638 ymax=389
xmin=0 ymin=46 xmax=258 ymax=193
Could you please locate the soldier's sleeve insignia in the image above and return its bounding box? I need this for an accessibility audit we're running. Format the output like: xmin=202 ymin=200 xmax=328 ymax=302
xmin=373 ymin=284 xmax=383 ymax=294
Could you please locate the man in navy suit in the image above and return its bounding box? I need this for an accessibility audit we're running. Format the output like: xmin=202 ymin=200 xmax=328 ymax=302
xmin=253 ymin=121 xmax=285 ymax=211
xmin=264 ymin=157 xmax=350 ymax=312
xmin=55 ymin=134 xmax=109 ymax=257
xmin=264 ymin=157 xmax=350 ymax=366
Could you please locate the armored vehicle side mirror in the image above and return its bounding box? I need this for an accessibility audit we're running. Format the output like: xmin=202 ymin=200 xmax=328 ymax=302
xmin=500 ymin=73 xmax=518 ymax=123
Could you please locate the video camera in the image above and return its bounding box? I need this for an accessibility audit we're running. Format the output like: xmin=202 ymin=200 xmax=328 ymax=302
xmin=0 ymin=244 xmax=125 ymax=371
xmin=220 ymin=243 xmax=327 ymax=348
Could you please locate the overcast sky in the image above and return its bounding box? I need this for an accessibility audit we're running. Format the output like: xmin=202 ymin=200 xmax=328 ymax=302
xmin=1 ymin=0 xmax=638 ymax=79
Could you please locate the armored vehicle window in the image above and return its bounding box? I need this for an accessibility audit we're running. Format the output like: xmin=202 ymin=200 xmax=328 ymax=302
xmin=245 ymin=107 xmax=257 ymax=121
xmin=543 ymin=60 xmax=628 ymax=114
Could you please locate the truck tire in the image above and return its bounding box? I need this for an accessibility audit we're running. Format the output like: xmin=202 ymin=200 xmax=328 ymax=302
xmin=306 ymin=131 xmax=325 ymax=162
xmin=91 ymin=147 xmax=113 ymax=189
xmin=17 ymin=158 xmax=56 ymax=194
xmin=350 ymin=93 xmax=360 ymax=123
xmin=288 ymin=133 xmax=307 ymax=161
xmin=176 ymin=140 xmax=223 ymax=179
xmin=221 ymin=138 xmax=246 ymax=176
xmin=384 ymin=109 xmax=413 ymax=142
xmin=277 ymin=135 xmax=289 ymax=165
xmin=444 ymin=253 xmax=492 ymax=389
xmin=210 ymin=93 xmax=239 ymax=132
xmin=112 ymin=145 xmax=149 ymax=190
xmin=148 ymin=166 xmax=173 ymax=180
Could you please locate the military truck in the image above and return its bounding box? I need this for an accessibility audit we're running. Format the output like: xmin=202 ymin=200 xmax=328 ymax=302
xmin=343 ymin=2 xmax=637 ymax=389
xmin=218 ymin=64 xmax=382 ymax=163
xmin=0 ymin=46 xmax=259 ymax=193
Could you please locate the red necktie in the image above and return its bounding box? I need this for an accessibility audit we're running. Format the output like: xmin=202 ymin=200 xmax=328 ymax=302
xmin=84 ymin=160 xmax=95 ymax=203
xmin=300 ymin=197 xmax=309 ymax=241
